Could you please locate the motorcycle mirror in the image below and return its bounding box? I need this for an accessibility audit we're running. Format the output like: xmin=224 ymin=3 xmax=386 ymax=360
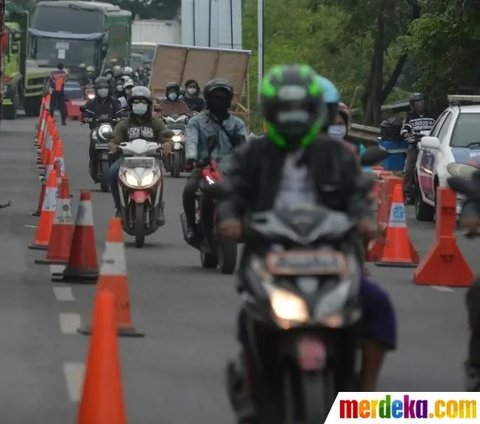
xmin=447 ymin=162 xmax=478 ymax=179
xmin=447 ymin=176 xmax=477 ymax=196
xmin=360 ymin=146 xmax=389 ymax=167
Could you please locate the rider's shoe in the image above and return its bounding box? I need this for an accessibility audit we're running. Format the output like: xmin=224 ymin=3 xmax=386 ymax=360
xmin=226 ymin=355 xmax=257 ymax=423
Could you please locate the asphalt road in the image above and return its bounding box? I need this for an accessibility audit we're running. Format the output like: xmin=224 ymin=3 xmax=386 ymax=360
xmin=0 ymin=114 xmax=477 ymax=422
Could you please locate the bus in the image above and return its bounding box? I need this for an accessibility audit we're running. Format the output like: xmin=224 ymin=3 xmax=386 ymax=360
xmin=29 ymin=1 xmax=132 ymax=79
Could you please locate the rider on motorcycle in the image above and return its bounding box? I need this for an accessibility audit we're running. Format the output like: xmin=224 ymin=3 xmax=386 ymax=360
xmin=401 ymin=93 xmax=436 ymax=204
xmin=217 ymin=65 xmax=396 ymax=416
xmin=117 ymin=78 xmax=134 ymax=109
xmin=108 ymin=86 xmax=173 ymax=219
xmin=81 ymin=77 xmax=125 ymax=171
xmin=183 ymin=79 xmax=206 ymax=113
xmin=155 ymin=82 xmax=192 ymax=117
xmin=183 ymin=78 xmax=247 ymax=241
xmin=80 ymin=65 xmax=96 ymax=86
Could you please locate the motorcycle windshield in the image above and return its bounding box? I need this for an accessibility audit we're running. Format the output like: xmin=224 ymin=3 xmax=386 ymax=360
xmin=249 ymin=205 xmax=354 ymax=245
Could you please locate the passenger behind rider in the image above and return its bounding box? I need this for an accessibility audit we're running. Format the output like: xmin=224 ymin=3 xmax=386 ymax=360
xmin=182 ymin=79 xmax=206 ymax=113
xmin=217 ymin=66 xmax=396 ymax=402
xmin=117 ymin=78 xmax=134 ymax=110
xmin=154 ymin=82 xmax=192 ymax=117
xmin=183 ymin=78 xmax=247 ymax=241
xmin=108 ymin=86 xmax=173 ymax=221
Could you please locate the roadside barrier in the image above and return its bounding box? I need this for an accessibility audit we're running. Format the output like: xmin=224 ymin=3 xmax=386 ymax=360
xmin=414 ymin=187 xmax=473 ymax=287
xmin=52 ymin=191 xmax=99 ymax=284
xmin=34 ymin=177 xmax=74 ymax=265
xmin=78 ymin=217 xmax=144 ymax=337
xmin=77 ymin=290 xmax=127 ymax=424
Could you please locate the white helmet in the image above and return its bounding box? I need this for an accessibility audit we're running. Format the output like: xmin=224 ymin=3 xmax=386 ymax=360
xmin=123 ymin=78 xmax=134 ymax=89
xmin=123 ymin=66 xmax=134 ymax=76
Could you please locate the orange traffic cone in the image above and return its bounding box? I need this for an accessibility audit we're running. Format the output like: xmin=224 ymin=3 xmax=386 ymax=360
xmin=77 ymin=290 xmax=127 ymax=424
xmin=376 ymin=184 xmax=419 ymax=267
xmin=414 ymin=188 xmax=473 ymax=287
xmin=52 ymin=191 xmax=98 ymax=283
xmin=28 ymin=167 xmax=59 ymax=250
xmin=53 ymin=138 xmax=66 ymax=177
xmin=41 ymin=117 xmax=55 ymax=168
xmin=78 ymin=217 xmax=144 ymax=337
xmin=35 ymin=177 xmax=74 ymax=265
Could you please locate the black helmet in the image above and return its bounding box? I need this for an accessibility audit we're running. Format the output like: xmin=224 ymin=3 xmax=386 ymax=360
xmin=128 ymin=86 xmax=152 ymax=106
xmin=409 ymin=92 xmax=426 ymax=105
xmin=94 ymin=76 xmax=109 ymax=90
xmin=260 ymin=64 xmax=326 ymax=149
xmin=203 ymin=78 xmax=233 ymax=100
xmin=166 ymin=82 xmax=180 ymax=93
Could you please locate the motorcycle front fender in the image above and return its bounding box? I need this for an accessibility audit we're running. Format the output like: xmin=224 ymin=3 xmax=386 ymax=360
xmin=129 ymin=190 xmax=150 ymax=204
xmin=296 ymin=335 xmax=327 ymax=372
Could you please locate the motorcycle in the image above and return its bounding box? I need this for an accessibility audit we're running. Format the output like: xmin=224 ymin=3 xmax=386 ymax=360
xmin=84 ymin=83 xmax=96 ymax=101
xmin=116 ymin=139 xmax=165 ymax=248
xmin=226 ymin=204 xmax=363 ymax=423
xmin=85 ymin=114 xmax=116 ymax=192
xmin=180 ymin=159 xmax=238 ymax=274
xmin=163 ymin=114 xmax=189 ymax=178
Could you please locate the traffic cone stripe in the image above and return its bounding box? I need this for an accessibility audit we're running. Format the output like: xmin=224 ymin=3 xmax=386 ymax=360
xmin=388 ymin=202 xmax=406 ymax=228
xmin=43 ymin=186 xmax=58 ymax=213
xmin=100 ymin=243 xmax=127 ymax=276
xmin=76 ymin=199 xmax=94 ymax=227
xmin=55 ymin=198 xmax=74 ymax=226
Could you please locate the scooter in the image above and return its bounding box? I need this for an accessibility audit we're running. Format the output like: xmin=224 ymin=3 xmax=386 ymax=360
xmin=226 ymin=204 xmax=363 ymax=423
xmin=116 ymin=139 xmax=165 ymax=248
xmin=163 ymin=114 xmax=189 ymax=178
xmin=87 ymin=115 xmax=115 ymax=192
xmin=180 ymin=159 xmax=238 ymax=274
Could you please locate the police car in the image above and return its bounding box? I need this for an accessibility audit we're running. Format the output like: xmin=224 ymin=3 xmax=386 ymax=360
xmin=415 ymin=97 xmax=480 ymax=221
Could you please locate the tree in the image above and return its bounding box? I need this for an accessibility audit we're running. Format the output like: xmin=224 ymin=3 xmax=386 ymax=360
xmin=314 ymin=0 xmax=420 ymax=125
xmin=405 ymin=0 xmax=480 ymax=113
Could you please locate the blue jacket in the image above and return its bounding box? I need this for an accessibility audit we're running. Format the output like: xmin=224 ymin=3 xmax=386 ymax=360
xmin=185 ymin=111 xmax=247 ymax=172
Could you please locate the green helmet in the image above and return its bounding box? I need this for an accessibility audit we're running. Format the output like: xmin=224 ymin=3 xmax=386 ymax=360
xmin=261 ymin=64 xmax=326 ymax=148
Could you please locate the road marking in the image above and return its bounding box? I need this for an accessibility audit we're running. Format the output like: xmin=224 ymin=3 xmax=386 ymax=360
xmin=24 ymin=225 xmax=37 ymax=228
xmin=59 ymin=313 xmax=81 ymax=334
xmin=63 ymin=363 xmax=84 ymax=402
xmin=432 ymin=286 xmax=454 ymax=293
xmin=53 ymin=287 xmax=75 ymax=302
xmin=50 ymin=264 xmax=65 ymax=275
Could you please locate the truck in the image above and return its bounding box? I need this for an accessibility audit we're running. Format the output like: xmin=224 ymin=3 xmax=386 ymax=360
xmin=149 ymin=43 xmax=251 ymax=126
xmin=131 ymin=19 xmax=181 ymax=66
xmin=1 ymin=3 xmax=52 ymax=119
xmin=181 ymin=0 xmax=242 ymax=49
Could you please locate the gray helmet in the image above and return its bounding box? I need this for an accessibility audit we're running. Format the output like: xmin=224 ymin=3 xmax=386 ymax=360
xmin=94 ymin=76 xmax=109 ymax=91
xmin=409 ymin=92 xmax=426 ymax=105
xmin=112 ymin=65 xmax=122 ymax=77
xmin=203 ymin=78 xmax=233 ymax=100
xmin=128 ymin=86 xmax=152 ymax=106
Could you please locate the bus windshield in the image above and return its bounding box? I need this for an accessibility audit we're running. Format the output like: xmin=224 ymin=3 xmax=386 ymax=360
xmin=32 ymin=5 xmax=104 ymax=33
xmin=35 ymin=38 xmax=96 ymax=68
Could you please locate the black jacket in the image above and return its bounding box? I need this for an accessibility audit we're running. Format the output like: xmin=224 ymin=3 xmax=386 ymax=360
xmin=218 ymin=135 xmax=373 ymax=222
xmin=82 ymin=96 xmax=124 ymax=129
xmin=183 ymin=96 xmax=206 ymax=113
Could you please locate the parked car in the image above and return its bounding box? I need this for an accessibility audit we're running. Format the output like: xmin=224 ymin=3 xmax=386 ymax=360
xmin=415 ymin=104 xmax=480 ymax=221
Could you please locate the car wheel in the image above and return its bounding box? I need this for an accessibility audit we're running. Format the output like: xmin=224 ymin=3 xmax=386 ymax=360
xmin=415 ymin=178 xmax=435 ymax=222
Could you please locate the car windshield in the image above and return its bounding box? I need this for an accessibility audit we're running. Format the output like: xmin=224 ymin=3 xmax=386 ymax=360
xmin=32 ymin=6 xmax=104 ymax=33
xmin=451 ymin=113 xmax=480 ymax=148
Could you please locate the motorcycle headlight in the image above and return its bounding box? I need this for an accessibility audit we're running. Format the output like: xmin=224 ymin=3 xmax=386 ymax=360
xmin=270 ymin=288 xmax=309 ymax=324
xmin=125 ymin=172 xmax=139 ymax=187
xmin=140 ymin=170 xmax=159 ymax=187
xmin=172 ymin=135 xmax=182 ymax=142
xmin=98 ymin=124 xmax=113 ymax=141
xmin=87 ymin=93 xmax=95 ymax=100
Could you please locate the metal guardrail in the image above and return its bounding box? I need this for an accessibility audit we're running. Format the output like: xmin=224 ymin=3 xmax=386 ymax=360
xmin=350 ymin=123 xmax=381 ymax=144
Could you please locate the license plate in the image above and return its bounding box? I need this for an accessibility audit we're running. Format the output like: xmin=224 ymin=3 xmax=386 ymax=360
xmin=95 ymin=143 xmax=109 ymax=149
xmin=266 ymin=250 xmax=345 ymax=275
xmin=123 ymin=157 xmax=155 ymax=168
xmin=298 ymin=336 xmax=326 ymax=371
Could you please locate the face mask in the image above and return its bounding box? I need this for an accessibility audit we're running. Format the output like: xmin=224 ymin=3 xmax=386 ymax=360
xmin=207 ymin=97 xmax=230 ymax=117
xmin=106 ymin=74 xmax=112 ymax=80
xmin=168 ymin=93 xmax=178 ymax=101
xmin=97 ymin=88 xmax=109 ymax=98
xmin=328 ymin=125 xmax=347 ymax=138
xmin=187 ymin=87 xmax=197 ymax=96
xmin=132 ymin=103 xmax=148 ymax=116
xmin=116 ymin=85 xmax=124 ymax=92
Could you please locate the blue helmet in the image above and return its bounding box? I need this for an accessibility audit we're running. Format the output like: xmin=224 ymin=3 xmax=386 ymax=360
xmin=317 ymin=75 xmax=341 ymax=131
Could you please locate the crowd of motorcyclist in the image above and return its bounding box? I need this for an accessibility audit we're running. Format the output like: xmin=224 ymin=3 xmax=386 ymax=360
xmin=47 ymin=52 xmax=480 ymax=421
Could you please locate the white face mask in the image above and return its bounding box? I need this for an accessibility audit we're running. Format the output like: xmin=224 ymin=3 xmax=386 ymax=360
xmin=97 ymin=88 xmax=109 ymax=98
xmin=132 ymin=103 xmax=148 ymax=116
xmin=116 ymin=85 xmax=124 ymax=92
xmin=168 ymin=92 xmax=178 ymax=101
xmin=187 ymin=87 xmax=197 ymax=96
xmin=328 ymin=125 xmax=347 ymax=138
